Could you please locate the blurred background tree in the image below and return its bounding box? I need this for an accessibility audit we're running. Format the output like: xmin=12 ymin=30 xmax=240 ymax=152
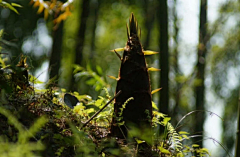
xmin=0 ymin=0 xmax=240 ymax=156
xmin=193 ymin=0 xmax=208 ymax=148
xmin=157 ymin=0 xmax=169 ymax=135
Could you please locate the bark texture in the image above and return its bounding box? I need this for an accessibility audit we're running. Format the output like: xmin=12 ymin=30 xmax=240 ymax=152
xmin=111 ymin=14 xmax=152 ymax=140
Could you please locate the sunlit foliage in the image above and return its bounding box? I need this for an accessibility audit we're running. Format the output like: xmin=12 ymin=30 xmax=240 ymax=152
xmin=30 ymin=0 xmax=73 ymax=23
xmin=0 ymin=1 xmax=22 ymax=14
xmin=0 ymin=54 xmax=214 ymax=156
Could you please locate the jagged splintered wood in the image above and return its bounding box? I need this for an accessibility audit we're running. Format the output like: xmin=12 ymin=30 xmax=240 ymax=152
xmin=111 ymin=13 xmax=153 ymax=140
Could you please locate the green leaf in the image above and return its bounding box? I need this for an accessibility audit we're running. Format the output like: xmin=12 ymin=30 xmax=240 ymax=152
xmin=73 ymin=103 xmax=86 ymax=115
xmin=95 ymin=98 xmax=104 ymax=107
xmin=0 ymin=107 xmax=23 ymax=132
xmin=152 ymin=101 xmax=158 ymax=110
xmin=1 ymin=2 xmax=19 ymax=14
xmin=162 ymin=117 xmax=171 ymax=126
xmin=73 ymin=64 xmax=84 ymax=73
xmin=200 ymin=148 xmax=211 ymax=155
xmin=35 ymin=88 xmax=47 ymax=93
xmin=75 ymin=94 xmax=92 ymax=101
xmin=85 ymin=108 xmax=95 ymax=115
xmin=176 ymin=152 xmax=184 ymax=157
xmin=11 ymin=3 xmax=22 ymax=8
xmin=135 ymin=138 xmax=145 ymax=144
xmin=20 ymin=116 xmax=48 ymax=143
xmin=192 ymin=144 xmax=199 ymax=147
xmin=179 ymin=131 xmax=189 ymax=135
xmin=117 ymin=121 xmax=125 ymax=126
xmin=158 ymin=146 xmax=171 ymax=154
xmin=153 ymin=111 xmax=166 ymax=118
xmin=86 ymin=78 xmax=96 ymax=85
xmin=61 ymin=88 xmax=66 ymax=92
xmin=182 ymin=134 xmax=189 ymax=139
xmin=29 ymin=75 xmax=44 ymax=84
xmin=0 ymin=29 xmax=3 ymax=38
xmin=95 ymin=83 xmax=102 ymax=91
xmin=96 ymin=65 xmax=102 ymax=75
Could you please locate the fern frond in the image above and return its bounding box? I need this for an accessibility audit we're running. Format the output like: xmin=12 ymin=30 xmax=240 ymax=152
xmin=118 ymin=97 xmax=134 ymax=118
xmin=166 ymin=122 xmax=183 ymax=154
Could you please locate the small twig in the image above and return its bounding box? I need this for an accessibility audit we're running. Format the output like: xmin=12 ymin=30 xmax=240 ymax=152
xmin=114 ymin=49 xmax=122 ymax=61
xmin=175 ymin=110 xmax=223 ymax=129
xmin=81 ymin=90 xmax=122 ymax=128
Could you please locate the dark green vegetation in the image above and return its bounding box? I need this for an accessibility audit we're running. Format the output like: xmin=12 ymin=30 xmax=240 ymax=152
xmin=0 ymin=54 xmax=211 ymax=156
xmin=0 ymin=0 xmax=240 ymax=156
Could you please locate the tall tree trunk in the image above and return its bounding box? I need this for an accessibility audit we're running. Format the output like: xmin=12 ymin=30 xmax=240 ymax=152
xmin=142 ymin=0 xmax=155 ymax=108
xmin=194 ymin=0 xmax=208 ymax=148
xmin=157 ymin=0 xmax=169 ymax=136
xmin=171 ymin=0 xmax=182 ymax=126
xmin=235 ymin=89 xmax=240 ymax=157
xmin=48 ymin=22 xmax=63 ymax=85
xmin=143 ymin=0 xmax=155 ymax=49
xmin=75 ymin=0 xmax=90 ymax=65
xmin=157 ymin=0 xmax=169 ymax=114
xmin=90 ymin=0 xmax=101 ymax=61
xmin=236 ymin=1 xmax=240 ymax=156
xmin=70 ymin=0 xmax=90 ymax=91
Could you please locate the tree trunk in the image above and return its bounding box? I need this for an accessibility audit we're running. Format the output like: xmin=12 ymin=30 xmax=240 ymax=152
xmin=90 ymin=0 xmax=101 ymax=61
xmin=194 ymin=0 xmax=208 ymax=148
xmin=70 ymin=0 xmax=90 ymax=91
xmin=235 ymin=89 xmax=240 ymax=157
xmin=143 ymin=0 xmax=155 ymax=49
xmin=157 ymin=0 xmax=169 ymax=135
xmin=48 ymin=21 xmax=63 ymax=85
xmin=171 ymin=0 xmax=182 ymax=126
xmin=236 ymin=1 xmax=240 ymax=156
xmin=75 ymin=0 xmax=90 ymax=65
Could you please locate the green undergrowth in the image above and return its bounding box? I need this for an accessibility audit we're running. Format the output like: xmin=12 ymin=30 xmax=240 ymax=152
xmin=0 ymin=54 xmax=211 ymax=157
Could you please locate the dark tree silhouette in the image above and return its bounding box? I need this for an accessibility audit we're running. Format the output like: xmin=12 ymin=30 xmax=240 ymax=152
xmin=235 ymin=89 xmax=240 ymax=157
xmin=194 ymin=0 xmax=208 ymax=148
xmin=48 ymin=22 xmax=63 ymax=84
xmin=236 ymin=1 xmax=240 ymax=156
xmin=157 ymin=0 xmax=169 ymax=135
xmin=90 ymin=0 xmax=101 ymax=61
xmin=75 ymin=0 xmax=90 ymax=66
xmin=70 ymin=0 xmax=90 ymax=91
xmin=111 ymin=14 xmax=152 ymax=141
